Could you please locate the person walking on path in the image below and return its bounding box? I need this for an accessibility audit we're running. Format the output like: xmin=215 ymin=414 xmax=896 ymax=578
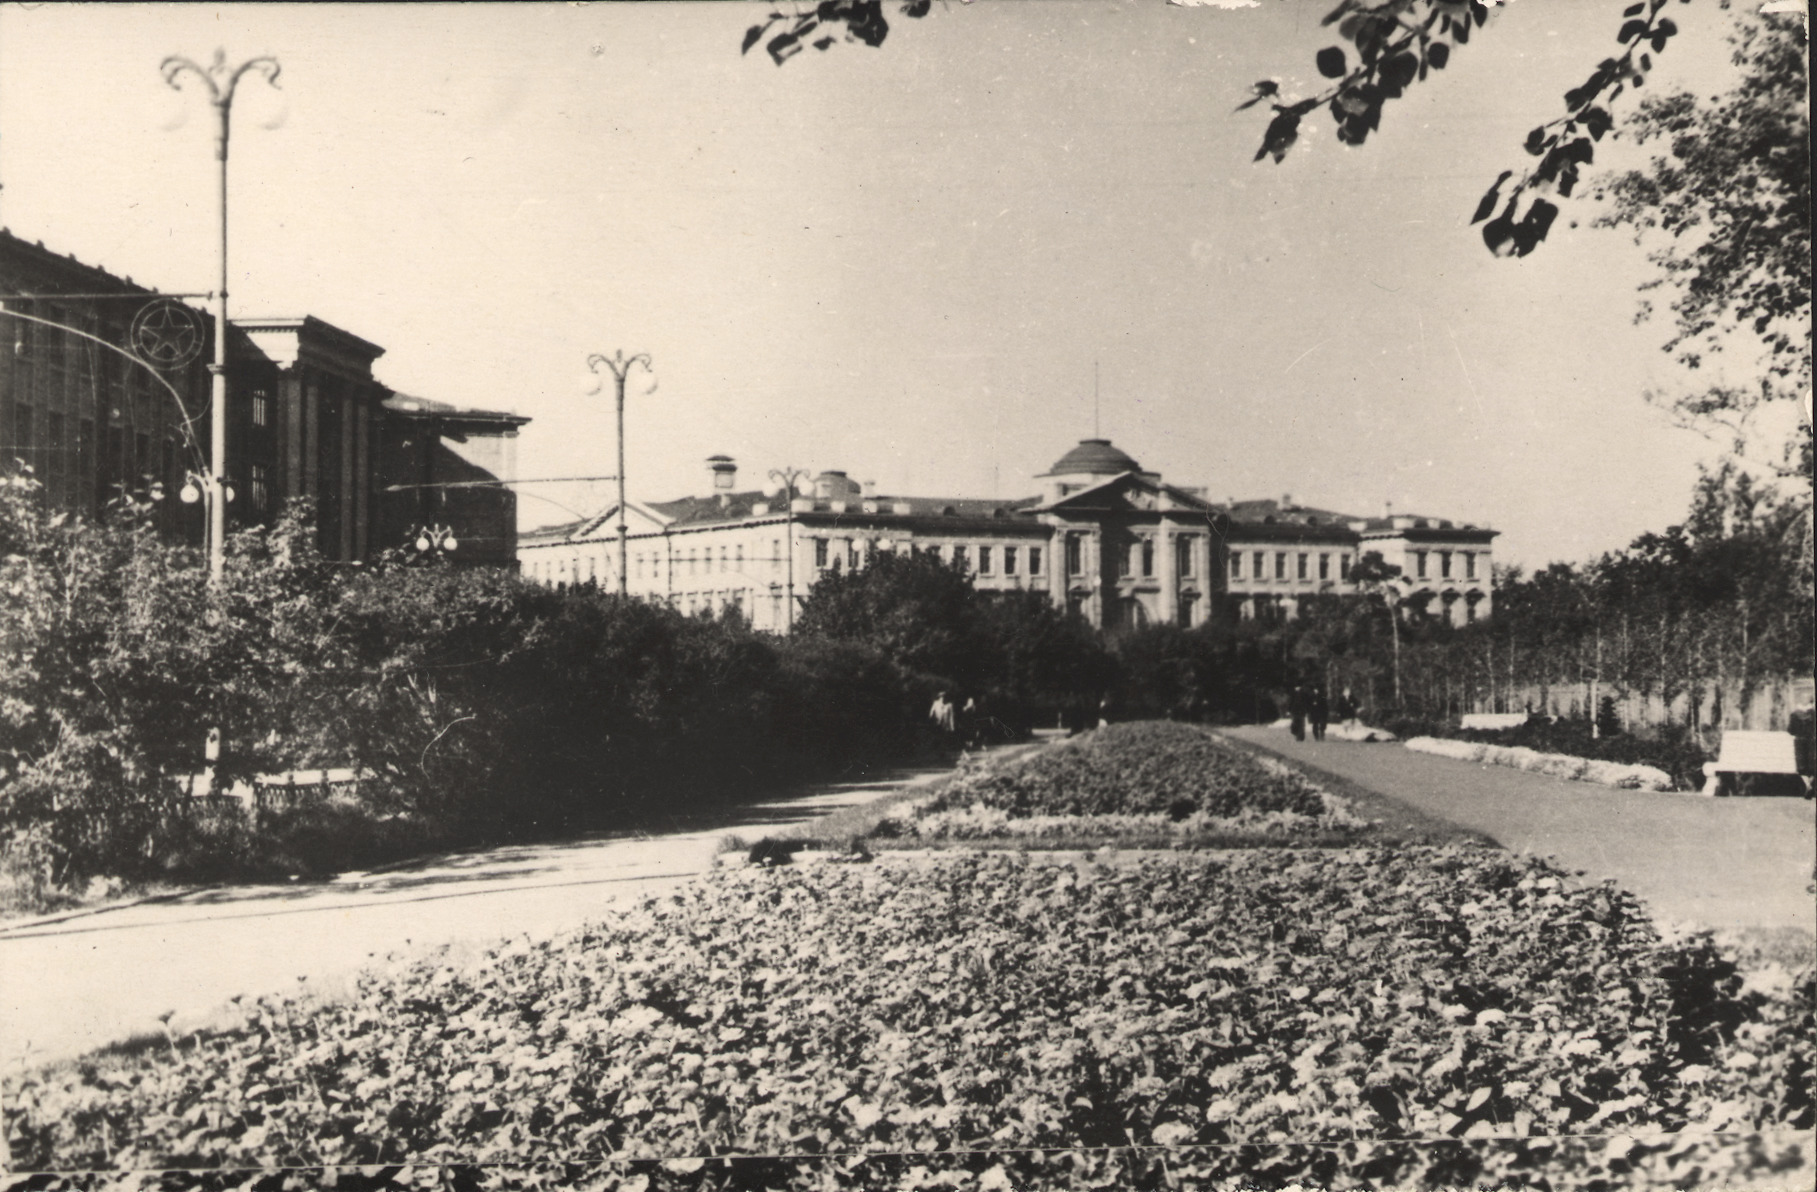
xmin=1288 ymin=685 xmax=1308 ymax=742
xmin=1333 ymin=687 xmax=1359 ymax=732
xmin=1309 ymin=685 xmax=1330 ymax=742
xmin=929 ymin=691 xmax=956 ymax=739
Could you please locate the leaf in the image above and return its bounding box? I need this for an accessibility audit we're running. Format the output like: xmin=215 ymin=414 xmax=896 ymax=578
xmin=1618 ymin=19 xmax=1648 ymax=43
xmin=813 ymin=36 xmax=836 ymax=51
xmin=1427 ymin=42 xmax=1449 ymax=71
xmin=741 ymin=24 xmax=769 ymax=55
xmin=767 ymin=31 xmax=803 ymax=65
xmin=901 ymin=0 xmax=932 ymax=17
xmin=1579 ymin=106 xmax=1613 ymax=141
xmin=1316 ymin=46 xmax=1347 ymax=78
xmin=1524 ymin=126 xmax=1549 ymax=157
xmin=1622 ymin=2 xmax=1644 ymax=14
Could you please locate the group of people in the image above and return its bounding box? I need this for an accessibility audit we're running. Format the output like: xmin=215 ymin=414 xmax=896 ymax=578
xmin=929 ymin=691 xmax=1003 ymax=750
xmin=1289 ymin=683 xmax=1359 ymax=743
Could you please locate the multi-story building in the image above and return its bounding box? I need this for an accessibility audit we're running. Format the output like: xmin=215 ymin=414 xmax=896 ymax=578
xmin=1 ymin=227 xmax=527 ymax=565
xmin=520 ymin=438 xmax=1496 ymax=632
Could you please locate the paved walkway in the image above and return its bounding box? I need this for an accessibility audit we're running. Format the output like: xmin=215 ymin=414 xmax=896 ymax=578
xmin=1222 ymin=725 xmax=1816 ymax=937
xmin=0 ymin=756 xmax=972 ymax=1073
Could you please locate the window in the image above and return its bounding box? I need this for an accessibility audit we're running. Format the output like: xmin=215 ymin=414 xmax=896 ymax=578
xmin=1318 ymin=553 xmax=1330 ymax=580
xmin=1230 ymin=552 xmax=1242 ymax=580
xmin=772 ymin=539 xmax=781 ymax=573
xmin=1118 ymin=541 xmax=1133 ymax=578
xmin=1340 ymin=553 xmax=1352 ymax=581
xmin=46 ymin=412 xmax=65 ymax=503
xmin=1466 ymin=600 xmax=1478 ymax=624
xmin=1297 ymin=553 xmax=1309 ymax=581
xmin=953 ymin=545 xmax=968 ymax=572
xmin=1178 ymin=592 xmax=1197 ymax=627
xmin=78 ymin=418 xmax=95 ymax=513
xmin=978 ymin=545 xmax=993 ymax=574
xmin=1253 ymin=551 xmax=1266 ymax=579
xmin=251 ymin=388 xmax=270 ymax=428
xmin=249 ymin=463 xmax=270 ymax=512
xmin=1177 ymin=536 xmax=1194 ymax=578
xmin=814 ymin=538 xmax=828 ymax=569
xmin=736 ymin=544 xmax=744 ymax=569
xmin=1275 ymin=552 xmax=1287 ymax=580
xmin=1066 ymin=535 xmax=1083 ymax=576
xmin=1140 ymin=538 xmax=1154 ymax=578
xmin=1465 ymin=552 xmax=1477 ymax=580
xmin=1440 ymin=550 xmax=1453 ymax=579
xmin=1416 ymin=551 xmax=1429 ymax=579
xmin=1028 ymin=546 xmax=1042 ymax=575
xmin=1004 ymin=546 xmax=1018 ymax=575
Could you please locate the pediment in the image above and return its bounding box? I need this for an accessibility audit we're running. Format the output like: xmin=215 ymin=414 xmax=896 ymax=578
xmin=1041 ymin=473 xmax=1213 ymax=515
xmin=578 ymin=500 xmax=671 ymax=539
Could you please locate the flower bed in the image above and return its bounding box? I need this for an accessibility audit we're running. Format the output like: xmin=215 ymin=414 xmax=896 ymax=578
xmin=884 ymin=721 xmax=1364 ymax=843
xmin=1406 ymin=736 xmax=1675 ymax=791
xmin=7 ymin=849 xmax=1810 ymax=1190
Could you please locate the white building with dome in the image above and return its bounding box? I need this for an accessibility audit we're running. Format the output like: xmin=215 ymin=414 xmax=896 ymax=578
xmin=520 ymin=440 xmax=1496 ymax=634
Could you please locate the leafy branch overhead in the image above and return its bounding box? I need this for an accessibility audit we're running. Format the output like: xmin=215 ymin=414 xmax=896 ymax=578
xmin=743 ymin=0 xmax=932 ymax=66
xmin=1250 ymin=0 xmax=1688 ymax=257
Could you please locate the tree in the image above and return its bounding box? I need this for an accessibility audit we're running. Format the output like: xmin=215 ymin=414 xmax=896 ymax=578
xmin=1593 ymin=6 xmax=1811 ymax=483
xmin=1348 ymin=550 xmax=1408 ymax=705
xmin=793 ymin=550 xmax=979 ymax=687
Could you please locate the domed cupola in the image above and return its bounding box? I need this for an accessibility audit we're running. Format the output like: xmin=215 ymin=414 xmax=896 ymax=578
xmin=1038 ymin=438 xmax=1143 ymax=502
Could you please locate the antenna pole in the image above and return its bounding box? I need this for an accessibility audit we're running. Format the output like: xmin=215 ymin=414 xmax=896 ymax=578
xmin=1093 ymin=360 xmax=1100 ymax=438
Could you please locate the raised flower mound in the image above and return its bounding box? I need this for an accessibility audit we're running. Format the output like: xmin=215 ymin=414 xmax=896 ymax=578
xmin=7 ymin=848 xmax=1808 ymax=1189
xmin=920 ymin=721 xmax=1341 ymax=821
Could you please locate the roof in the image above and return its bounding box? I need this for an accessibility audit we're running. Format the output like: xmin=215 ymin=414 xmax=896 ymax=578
xmin=1040 ymin=438 xmax=1144 ymax=477
xmin=384 ymin=392 xmax=530 ymax=426
xmin=1222 ymin=498 xmax=1363 ymax=528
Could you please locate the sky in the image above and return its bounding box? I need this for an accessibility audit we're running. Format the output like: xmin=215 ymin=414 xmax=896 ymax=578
xmin=0 ymin=0 xmax=1775 ymax=567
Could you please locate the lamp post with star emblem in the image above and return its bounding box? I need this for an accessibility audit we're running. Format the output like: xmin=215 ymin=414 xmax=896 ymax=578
xmin=161 ymin=50 xmax=281 ymax=584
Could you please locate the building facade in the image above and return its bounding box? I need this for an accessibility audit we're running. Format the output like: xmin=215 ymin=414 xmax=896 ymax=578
xmin=521 ymin=439 xmax=1497 ymax=633
xmin=1 ymin=228 xmax=527 ymax=565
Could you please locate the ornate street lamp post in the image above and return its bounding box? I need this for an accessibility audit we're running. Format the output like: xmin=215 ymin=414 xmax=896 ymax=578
xmin=161 ymin=49 xmax=281 ymax=585
xmin=768 ymin=465 xmax=809 ymax=633
xmin=585 ymin=350 xmax=655 ymax=598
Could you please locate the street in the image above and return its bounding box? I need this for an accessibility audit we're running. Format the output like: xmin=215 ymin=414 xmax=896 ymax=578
xmin=1222 ymin=725 xmax=1816 ymax=937
xmin=0 ymin=759 xmax=958 ymax=1074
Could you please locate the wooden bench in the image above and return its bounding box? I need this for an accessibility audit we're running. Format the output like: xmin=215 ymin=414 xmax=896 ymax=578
xmin=1701 ymin=731 xmax=1812 ymax=797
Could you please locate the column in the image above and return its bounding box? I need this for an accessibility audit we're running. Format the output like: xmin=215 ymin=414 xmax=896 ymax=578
xmin=1156 ymin=524 xmax=1177 ymax=626
xmin=302 ymin=383 xmax=320 ymax=499
xmin=353 ymin=400 xmax=370 ymax=560
xmin=339 ymin=400 xmax=355 ymax=561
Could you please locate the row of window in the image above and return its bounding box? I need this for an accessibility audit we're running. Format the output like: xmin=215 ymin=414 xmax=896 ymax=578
xmin=1230 ymin=550 xmax=1353 ymax=583
xmin=1413 ymin=549 xmax=1478 ymax=581
xmin=813 ymin=538 xmax=1045 ymax=578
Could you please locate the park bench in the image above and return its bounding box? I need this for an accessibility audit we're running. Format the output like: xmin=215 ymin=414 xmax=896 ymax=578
xmin=1460 ymin=712 xmax=1530 ymax=731
xmin=1701 ymin=730 xmax=1812 ymax=798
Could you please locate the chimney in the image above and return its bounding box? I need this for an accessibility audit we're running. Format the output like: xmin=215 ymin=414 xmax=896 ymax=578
xmin=862 ymin=478 xmax=877 ymax=497
xmin=1281 ymin=493 xmax=1293 ymax=509
xmin=707 ymin=454 xmax=736 ymax=491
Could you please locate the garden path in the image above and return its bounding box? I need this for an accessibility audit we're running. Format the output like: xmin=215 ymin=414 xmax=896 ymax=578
xmin=0 ymin=755 xmax=974 ymax=1073
xmin=1221 ymin=725 xmax=1815 ymax=937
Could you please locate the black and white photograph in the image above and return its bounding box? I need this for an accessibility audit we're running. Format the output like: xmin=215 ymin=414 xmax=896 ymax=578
xmin=0 ymin=1 xmax=1810 ymax=1188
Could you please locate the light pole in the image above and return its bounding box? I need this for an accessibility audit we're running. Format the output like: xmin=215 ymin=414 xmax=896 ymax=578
xmin=768 ymin=466 xmax=809 ymax=633
xmin=161 ymin=49 xmax=281 ymax=585
xmin=586 ymin=350 xmax=655 ymax=598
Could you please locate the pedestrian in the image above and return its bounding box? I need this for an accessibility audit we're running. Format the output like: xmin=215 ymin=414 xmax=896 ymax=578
xmin=929 ymin=690 xmax=956 ymax=737
xmin=1309 ymin=685 xmax=1329 ymax=742
xmin=1334 ymin=687 xmax=1359 ymax=732
xmin=960 ymin=695 xmax=981 ymax=749
xmin=1289 ymin=685 xmax=1307 ymax=742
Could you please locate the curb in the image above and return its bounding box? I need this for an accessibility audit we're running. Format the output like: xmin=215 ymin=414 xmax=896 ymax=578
xmin=0 ymin=882 xmax=222 ymax=937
